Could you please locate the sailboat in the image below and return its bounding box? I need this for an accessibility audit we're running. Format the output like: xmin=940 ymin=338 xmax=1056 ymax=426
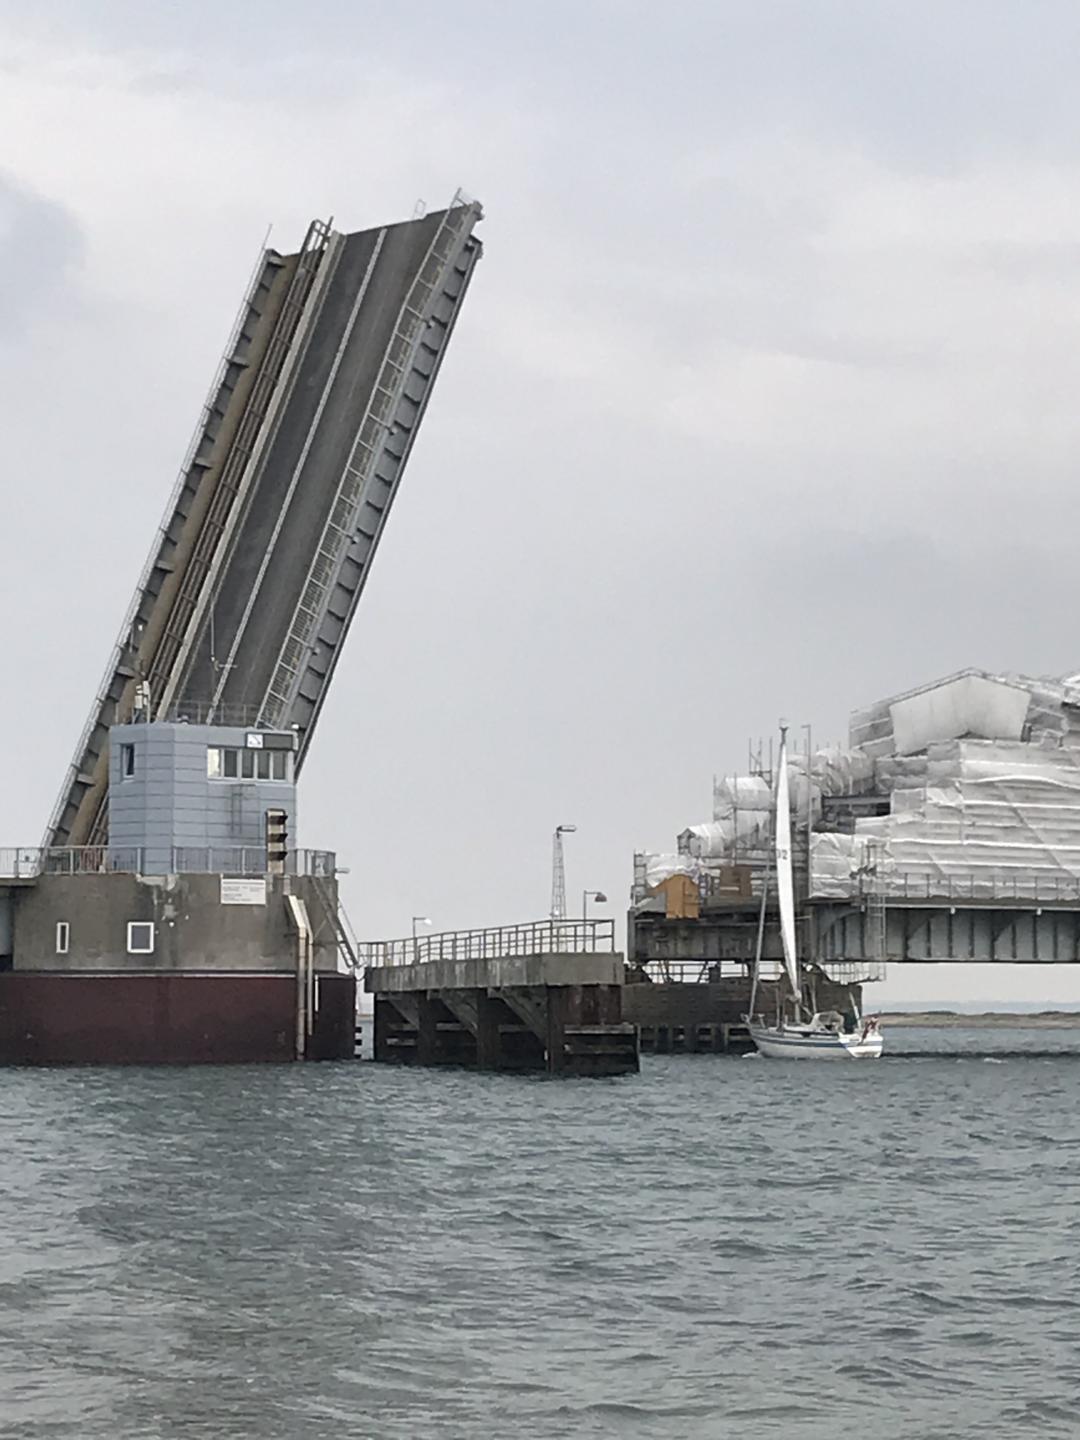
xmin=745 ymin=725 xmax=884 ymax=1060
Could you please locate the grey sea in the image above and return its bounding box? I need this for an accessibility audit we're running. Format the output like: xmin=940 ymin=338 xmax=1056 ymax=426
xmin=2 ymin=1027 xmax=1079 ymax=1439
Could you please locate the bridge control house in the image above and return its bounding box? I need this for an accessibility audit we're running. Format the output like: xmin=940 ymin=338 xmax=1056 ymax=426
xmin=0 ymin=719 xmax=355 ymax=1064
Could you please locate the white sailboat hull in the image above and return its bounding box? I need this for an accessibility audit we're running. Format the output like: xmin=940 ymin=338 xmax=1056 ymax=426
xmin=748 ymin=1022 xmax=884 ymax=1060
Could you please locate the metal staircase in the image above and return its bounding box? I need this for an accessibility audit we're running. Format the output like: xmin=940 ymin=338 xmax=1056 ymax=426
xmin=310 ymin=873 xmax=361 ymax=973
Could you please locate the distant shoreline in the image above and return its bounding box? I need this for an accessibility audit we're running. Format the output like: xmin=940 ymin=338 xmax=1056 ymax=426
xmin=880 ymin=1011 xmax=1080 ymax=1028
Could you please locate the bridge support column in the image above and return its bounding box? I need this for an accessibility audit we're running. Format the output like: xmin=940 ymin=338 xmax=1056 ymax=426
xmin=476 ymin=990 xmax=503 ymax=1070
xmin=546 ymin=987 xmax=568 ymax=1073
xmin=374 ymin=994 xmax=422 ymax=1063
xmin=416 ymin=994 xmax=440 ymax=1066
xmin=547 ymin=983 xmax=638 ymax=1076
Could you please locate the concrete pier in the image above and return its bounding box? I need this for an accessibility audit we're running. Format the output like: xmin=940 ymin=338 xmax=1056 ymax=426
xmin=364 ymin=923 xmax=639 ymax=1076
xmin=624 ymin=963 xmax=862 ymax=1055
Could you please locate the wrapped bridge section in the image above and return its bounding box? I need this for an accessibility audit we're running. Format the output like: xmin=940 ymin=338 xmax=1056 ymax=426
xmin=47 ymin=194 xmax=483 ymax=848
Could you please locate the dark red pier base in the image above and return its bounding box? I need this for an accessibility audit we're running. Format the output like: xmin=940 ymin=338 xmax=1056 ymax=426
xmin=0 ymin=972 xmax=357 ymax=1065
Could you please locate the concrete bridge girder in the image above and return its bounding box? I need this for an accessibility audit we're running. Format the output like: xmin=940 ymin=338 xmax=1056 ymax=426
xmin=814 ymin=903 xmax=1080 ymax=964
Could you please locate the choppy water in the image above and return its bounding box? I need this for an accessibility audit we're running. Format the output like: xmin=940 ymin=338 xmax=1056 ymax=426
xmin=2 ymin=1028 xmax=1080 ymax=1439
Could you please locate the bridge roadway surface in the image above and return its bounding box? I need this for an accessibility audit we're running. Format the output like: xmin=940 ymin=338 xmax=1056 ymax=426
xmin=46 ymin=198 xmax=482 ymax=848
xmin=180 ymin=215 xmax=447 ymax=715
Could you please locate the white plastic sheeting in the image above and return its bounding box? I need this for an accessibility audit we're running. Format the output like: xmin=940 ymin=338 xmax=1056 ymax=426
xmin=889 ymin=673 xmax=1029 ymax=756
xmin=642 ymin=852 xmax=700 ymax=886
xmin=852 ymin=668 xmax=1080 ymax=757
xmin=873 ymin=755 xmax=930 ymax=793
xmin=809 ymin=746 xmax=875 ymax=797
xmin=648 ymin=666 xmax=1080 ymax=907
xmin=812 ymin=833 xmax=870 ymax=896
xmin=713 ymin=774 xmax=772 ymax=814
xmin=695 ymin=749 xmax=875 ymax=865
xmin=680 ymin=815 xmax=769 ymax=858
xmin=812 ymin=739 xmax=1080 ymax=899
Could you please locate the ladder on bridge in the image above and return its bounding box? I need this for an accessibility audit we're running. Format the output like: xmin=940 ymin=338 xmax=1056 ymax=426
xmin=258 ymin=195 xmax=480 ymax=730
xmin=848 ymin=838 xmax=888 ymax=982
xmin=862 ymin=839 xmax=887 ymax=963
xmin=310 ymin=873 xmax=361 ymax=973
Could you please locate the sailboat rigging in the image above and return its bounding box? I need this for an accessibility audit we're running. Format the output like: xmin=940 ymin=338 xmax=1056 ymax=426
xmin=745 ymin=724 xmax=884 ymax=1060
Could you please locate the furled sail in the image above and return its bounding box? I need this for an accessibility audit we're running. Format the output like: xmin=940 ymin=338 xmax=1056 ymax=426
xmin=775 ymin=733 xmax=800 ymax=995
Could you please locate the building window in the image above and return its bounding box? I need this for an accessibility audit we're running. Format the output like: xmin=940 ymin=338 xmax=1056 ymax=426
xmin=55 ymin=922 xmax=70 ymax=955
xmin=207 ymin=746 xmax=292 ymax=783
xmin=127 ymin=921 xmax=155 ymax=955
xmin=121 ymin=743 xmax=136 ymax=778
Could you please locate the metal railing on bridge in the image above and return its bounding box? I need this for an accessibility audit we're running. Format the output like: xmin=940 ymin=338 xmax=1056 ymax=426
xmin=157 ymin=702 xmax=267 ymax=728
xmin=635 ymin=860 xmax=1080 ymax=910
xmin=0 ymin=847 xmax=336 ymax=879
xmin=812 ymin=872 xmax=1080 ymax=905
xmin=358 ymin=917 xmax=616 ymax=969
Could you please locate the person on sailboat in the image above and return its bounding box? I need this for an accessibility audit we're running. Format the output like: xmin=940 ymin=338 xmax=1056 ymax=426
xmin=746 ymin=721 xmax=885 ymax=1060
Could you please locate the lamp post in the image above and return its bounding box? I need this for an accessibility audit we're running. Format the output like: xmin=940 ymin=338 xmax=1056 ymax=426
xmin=583 ymin=889 xmax=608 ymax=919
xmin=411 ymin=915 xmax=432 ymax=957
xmin=551 ymin=824 xmax=577 ymax=920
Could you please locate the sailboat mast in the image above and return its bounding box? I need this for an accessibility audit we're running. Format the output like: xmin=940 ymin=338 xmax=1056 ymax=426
xmin=803 ymin=721 xmax=814 ymax=1000
xmin=775 ymin=725 xmax=801 ymax=1017
xmin=748 ymin=847 xmax=771 ymax=1020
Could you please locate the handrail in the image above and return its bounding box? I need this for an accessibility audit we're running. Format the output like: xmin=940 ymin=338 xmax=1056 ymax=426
xmin=359 ymin=917 xmax=616 ymax=969
xmin=0 ymin=847 xmax=336 ymax=878
xmin=810 ymin=871 xmax=1080 ymax=903
xmin=636 ymin=858 xmax=1080 ymax=907
xmin=154 ymin=702 xmax=268 ymax=728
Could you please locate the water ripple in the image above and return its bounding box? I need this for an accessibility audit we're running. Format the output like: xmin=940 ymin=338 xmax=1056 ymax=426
xmin=0 ymin=1027 xmax=1076 ymax=1437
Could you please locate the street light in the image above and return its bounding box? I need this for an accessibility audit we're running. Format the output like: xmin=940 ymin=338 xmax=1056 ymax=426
xmin=411 ymin=915 xmax=432 ymax=941
xmin=551 ymin=825 xmax=577 ymax=920
xmin=583 ymin=889 xmax=608 ymax=919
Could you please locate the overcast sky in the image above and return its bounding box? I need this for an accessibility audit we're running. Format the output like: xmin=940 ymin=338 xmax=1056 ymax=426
xmin=3 ymin=1 xmax=1080 ymax=1002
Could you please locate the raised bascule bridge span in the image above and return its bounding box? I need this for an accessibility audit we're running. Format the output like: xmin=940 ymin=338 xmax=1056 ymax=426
xmin=47 ymin=193 xmax=483 ymax=850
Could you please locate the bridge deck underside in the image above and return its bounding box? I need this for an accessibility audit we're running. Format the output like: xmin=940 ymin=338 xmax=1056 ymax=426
xmin=816 ymin=903 xmax=1080 ymax=964
xmin=631 ymin=904 xmax=1080 ymax=965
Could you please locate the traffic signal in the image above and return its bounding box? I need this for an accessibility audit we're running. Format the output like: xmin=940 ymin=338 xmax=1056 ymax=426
xmin=265 ymin=808 xmax=288 ymax=875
